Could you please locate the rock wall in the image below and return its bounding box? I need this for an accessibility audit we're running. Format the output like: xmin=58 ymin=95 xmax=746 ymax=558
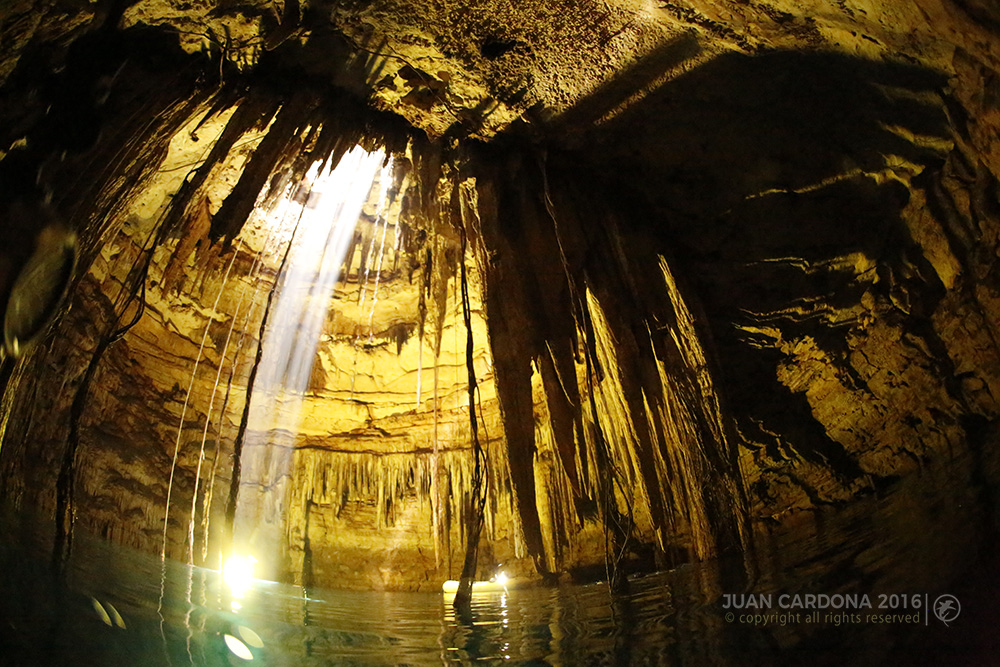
xmin=563 ymin=46 xmax=1000 ymax=529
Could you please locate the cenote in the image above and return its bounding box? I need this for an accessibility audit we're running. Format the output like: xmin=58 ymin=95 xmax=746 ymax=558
xmin=1 ymin=2 xmax=999 ymax=665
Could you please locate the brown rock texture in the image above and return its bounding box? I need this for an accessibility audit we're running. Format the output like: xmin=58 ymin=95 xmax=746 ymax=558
xmin=0 ymin=0 xmax=997 ymax=595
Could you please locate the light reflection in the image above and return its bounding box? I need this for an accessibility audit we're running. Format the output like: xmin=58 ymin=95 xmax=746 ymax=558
xmin=442 ymin=569 xmax=511 ymax=595
xmin=106 ymin=601 xmax=126 ymax=629
xmin=91 ymin=597 xmax=111 ymax=626
xmin=223 ymin=554 xmax=257 ymax=599
xmin=224 ymin=633 xmax=254 ymax=660
xmin=232 ymin=146 xmax=388 ymax=565
xmin=90 ymin=597 xmax=126 ymax=629
xmin=236 ymin=624 xmax=264 ymax=649
xmin=250 ymin=146 xmax=386 ymax=412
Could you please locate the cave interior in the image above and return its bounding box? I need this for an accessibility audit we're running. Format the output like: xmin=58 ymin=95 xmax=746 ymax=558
xmin=1 ymin=0 xmax=1000 ymax=662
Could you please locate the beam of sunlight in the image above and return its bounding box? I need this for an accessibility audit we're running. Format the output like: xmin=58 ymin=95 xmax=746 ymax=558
xmin=258 ymin=147 xmax=385 ymax=408
xmin=233 ymin=145 xmax=388 ymax=573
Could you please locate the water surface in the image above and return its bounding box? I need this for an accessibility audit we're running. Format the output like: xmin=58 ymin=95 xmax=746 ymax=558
xmin=1 ymin=467 xmax=996 ymax=665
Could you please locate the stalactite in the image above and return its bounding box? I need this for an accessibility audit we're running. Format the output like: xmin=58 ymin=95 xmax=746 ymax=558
xmin=289 ymin=443 xmax=508 ymax=537
xmin=365 ymin=177 xmax=393 ymax=340
xmin=466 ymin=147 xmax=752 ymax=580
xmin=210 ymin=91 xmax=314 ymax=244
xmin=474 ymin=172 xmax=549 ymax=571
xmin=159 ymin=86 xmax=280 ymax=251
xmin=655 ymin=255 xmax=751 ymax=553
xmin=66 ymin=80 xmax=215 ymax=278
xmin=584 ymin=288 xmax=661 ymax=544
xmin=587 ymin=290 xmax=673 ymax=547
xmin=582 ymin=315 xmax=630 ymax=593
xmin=535 ymin=152 xmax=588 ymax=499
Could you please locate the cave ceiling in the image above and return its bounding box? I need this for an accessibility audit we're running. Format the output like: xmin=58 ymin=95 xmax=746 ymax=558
xmin=5 ymin=0 xmax=998 ymax=142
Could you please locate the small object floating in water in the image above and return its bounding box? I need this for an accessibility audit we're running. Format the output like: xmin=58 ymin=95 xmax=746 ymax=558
xmin=442 ymin=571 xmax=510 ymax=594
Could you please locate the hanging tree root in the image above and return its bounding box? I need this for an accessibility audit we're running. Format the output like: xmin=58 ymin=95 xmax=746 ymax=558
xmin=535 ymin=150 xmax=634 ymax=595
xmin=53 ymin=219 xmax=157 ymax=575
xmin=453 ymin=216 xmax=488 ymax=613
xmin=581 ymin=302 xmax=633 ymax=596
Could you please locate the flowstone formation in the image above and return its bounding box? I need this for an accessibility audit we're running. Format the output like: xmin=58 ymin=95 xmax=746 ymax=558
xmin=0 ymin=0 xmax=997 ymax=598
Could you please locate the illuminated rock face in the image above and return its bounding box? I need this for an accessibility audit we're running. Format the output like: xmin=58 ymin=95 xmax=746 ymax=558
xmin=0 ymin=0 xmax=998 ymax=592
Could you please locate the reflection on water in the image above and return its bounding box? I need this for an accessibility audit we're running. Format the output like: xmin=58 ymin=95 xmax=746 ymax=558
xmin=0 ymin=462 xmax=996 ymax=665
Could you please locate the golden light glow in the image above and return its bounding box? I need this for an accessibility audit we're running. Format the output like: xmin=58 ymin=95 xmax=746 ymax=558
xmin=223 ymin=554 xmax=257 ymax=599
xmin=441 ymin=570 xmax=510 ymax=594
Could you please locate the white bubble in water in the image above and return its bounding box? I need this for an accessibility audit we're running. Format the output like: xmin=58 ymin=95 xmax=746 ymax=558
xmin=90 ymin=598 xmax=111 ymax=627
xmin=105 ymin=601 xmax=126 ymax=629
xmin=237 ymin=625 xmax=264 ymax=648
xmin=224 ymin=633 xmax=253 ymax=660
